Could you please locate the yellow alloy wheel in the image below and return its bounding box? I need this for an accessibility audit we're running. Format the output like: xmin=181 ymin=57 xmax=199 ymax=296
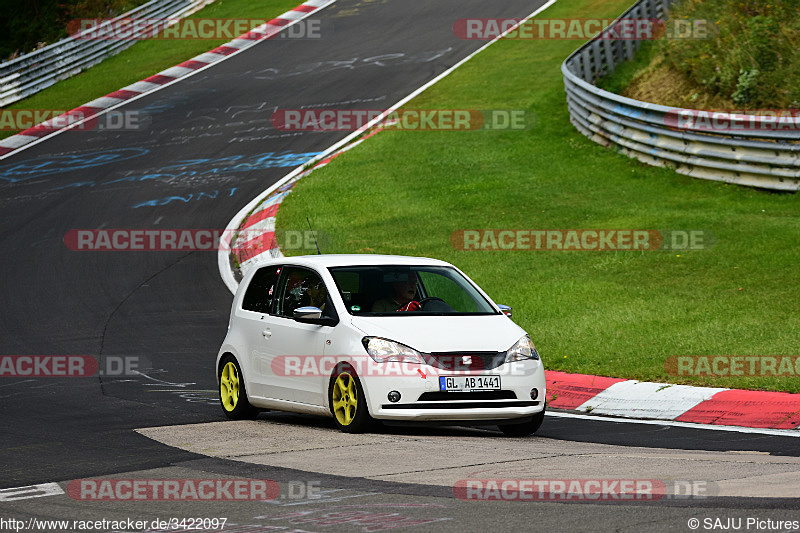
xmin=220 ymin=361 xmax=240 ymax=412
xmin=332 ymin=373 xmax=358 ymax=426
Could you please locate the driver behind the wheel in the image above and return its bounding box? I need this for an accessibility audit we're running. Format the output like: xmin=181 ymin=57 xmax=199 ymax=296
xmin=371 ymin=272 xmax=421 ymax=312
xmin=305 ymin=278 xmax=328 ymax=311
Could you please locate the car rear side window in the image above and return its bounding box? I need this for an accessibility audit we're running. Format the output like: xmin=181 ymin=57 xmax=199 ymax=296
xmin=274 ymin=266 xmax=330 ymax=318
xmin=241 ymin=266 xmax=282 ymax=313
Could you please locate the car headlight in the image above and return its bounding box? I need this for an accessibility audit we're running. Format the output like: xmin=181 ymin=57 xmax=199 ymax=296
xmin=362 ymin=337 xmax=424 ymax=364
xmin=505 ymin=335 xmax=540 ymax=363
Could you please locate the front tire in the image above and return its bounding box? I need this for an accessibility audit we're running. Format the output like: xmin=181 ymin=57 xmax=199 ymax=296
xmin=499 ymin=407 xmax=545 ymax=437
xmin=329 ymin=365 xmax=373 ymax=433
xmin=219 ymin=355 xmax=259 ymax=420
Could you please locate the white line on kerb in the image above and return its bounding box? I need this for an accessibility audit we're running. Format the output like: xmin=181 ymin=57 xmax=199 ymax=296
xmin=546 ymin=411 xmax=800 ymax=437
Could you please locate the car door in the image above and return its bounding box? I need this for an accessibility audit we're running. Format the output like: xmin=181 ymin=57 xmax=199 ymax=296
xmin=262 ymin=265 xmax=336 ymax=406
xmin=236 ymin=264 xmax=295 ymax=401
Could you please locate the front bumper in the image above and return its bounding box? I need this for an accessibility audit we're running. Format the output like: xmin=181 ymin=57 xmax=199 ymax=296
xmin=360 ymin=361 xmax=546 ymax=422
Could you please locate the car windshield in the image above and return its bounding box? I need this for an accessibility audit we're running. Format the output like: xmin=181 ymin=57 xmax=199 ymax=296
xmin=328 ymin=265 xmax=498 ymax=316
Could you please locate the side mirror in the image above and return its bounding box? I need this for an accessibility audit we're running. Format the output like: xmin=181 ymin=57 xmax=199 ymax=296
xmin=497 ymin=304 xmax=512 ymax=318
xmin=293 ymin=306 xmax=337 ymax=326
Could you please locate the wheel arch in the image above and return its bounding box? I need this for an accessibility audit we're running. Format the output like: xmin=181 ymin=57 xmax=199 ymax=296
xmin=217 ymin=351 xmax=238 ymax=381
xmin=326 ymin=361 xmax=373 ymax=417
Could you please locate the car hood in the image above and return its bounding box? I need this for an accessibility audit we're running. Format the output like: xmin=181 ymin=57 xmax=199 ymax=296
xmin=349 ymin=314 xmax=526 ymax=353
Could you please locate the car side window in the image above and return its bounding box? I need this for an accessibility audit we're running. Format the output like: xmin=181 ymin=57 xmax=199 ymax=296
xmin=241 ymin=266 xmax=282 ymax=313
xmin=275 ymin=267 xmax=329 ymax=318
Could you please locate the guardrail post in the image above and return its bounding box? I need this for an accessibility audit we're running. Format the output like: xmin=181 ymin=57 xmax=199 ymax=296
xmin=581 ymin=49 xmax=592 ymax=81
xmin=601 ymin=34 xmax=614 ymax=73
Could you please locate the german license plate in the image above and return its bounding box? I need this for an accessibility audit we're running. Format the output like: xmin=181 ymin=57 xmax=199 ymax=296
xmin=439 ymin=375 xmax=501 ymax=392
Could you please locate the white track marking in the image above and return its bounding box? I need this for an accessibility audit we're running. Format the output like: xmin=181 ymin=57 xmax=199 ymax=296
xmin=576 ymin=381 xmax=728 ymax=420
xmin=546 ymin=411 xmax=800 ymax=437
xmin=0 ymin=483 xmax=65 ymax=502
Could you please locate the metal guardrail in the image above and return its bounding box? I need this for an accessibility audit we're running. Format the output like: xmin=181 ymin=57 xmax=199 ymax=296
xmin=0 ymin=0 xmax=212 ymax=107
xmin=561 ymin=0 xmax=800 ymax=191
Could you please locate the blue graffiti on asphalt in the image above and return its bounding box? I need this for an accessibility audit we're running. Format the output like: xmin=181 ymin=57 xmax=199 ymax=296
xmin=132 ymin=187 xmax=238 ymax=208
xmin=157 ymin=151 xmax=318 ymax=171
xmin=48 ymin=150 xmax=321 ymax=192
xmin=0 ymin=148 xmax=149 ymax=183
xmin=51 ymin=173 xmax=171 ymax=191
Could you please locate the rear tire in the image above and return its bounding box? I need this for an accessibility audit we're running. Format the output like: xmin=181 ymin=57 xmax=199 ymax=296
xmin=499 ymin=407 xmax=545 ymax=437
xmin=219 ymin=355 xmax=259 ymax=420
xmin=329 ymin=365 xmax=373 ymax=433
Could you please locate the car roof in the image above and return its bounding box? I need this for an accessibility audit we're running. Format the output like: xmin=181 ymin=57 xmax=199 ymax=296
xmin=247 ymin=254 xmax=453 ymax=270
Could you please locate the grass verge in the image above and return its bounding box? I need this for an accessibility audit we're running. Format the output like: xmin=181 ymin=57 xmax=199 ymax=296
xmin=278 ymin=0 xmax=800 ymax=392
xmin=1 ymin=0 xmax=302 ymax=140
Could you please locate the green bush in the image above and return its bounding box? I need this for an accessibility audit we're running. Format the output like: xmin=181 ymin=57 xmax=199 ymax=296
xmin=660 ymin=0 xmax=800 ymax=108
xmin=0 ymin=0 xmax=149 ymax=60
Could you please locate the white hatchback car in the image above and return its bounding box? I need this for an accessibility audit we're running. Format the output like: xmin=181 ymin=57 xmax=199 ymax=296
xmin=216 ymin=255 xmax=546 ymax=436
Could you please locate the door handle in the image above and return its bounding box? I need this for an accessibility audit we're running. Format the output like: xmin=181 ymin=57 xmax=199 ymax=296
xmin=262 ymin=329 xmax=271 ymax=338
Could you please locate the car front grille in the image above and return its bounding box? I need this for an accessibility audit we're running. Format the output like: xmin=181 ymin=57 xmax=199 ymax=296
xmin=417 ymin=391 xmax=517 ymax=401
xmin=423 ymin=351 xmax=506 ymax=371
